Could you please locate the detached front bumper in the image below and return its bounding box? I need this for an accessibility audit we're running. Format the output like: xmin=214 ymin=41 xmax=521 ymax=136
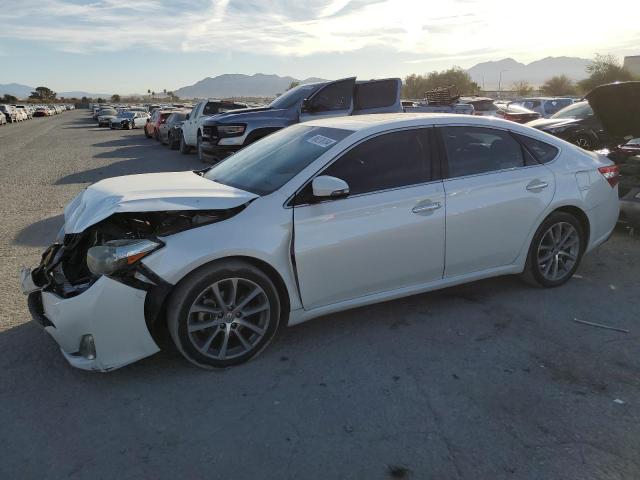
xmin=21 ymin=270 xmax=160 ymax=372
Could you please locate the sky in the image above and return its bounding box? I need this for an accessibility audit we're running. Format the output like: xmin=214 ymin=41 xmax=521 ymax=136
xmin=0 ymin=0 xmax=639 ymax=94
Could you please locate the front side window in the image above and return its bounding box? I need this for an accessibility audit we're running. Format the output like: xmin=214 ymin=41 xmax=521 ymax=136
xmin=322 ymin=129 xmax=431 ymax=195
xmin=440 ymin=126 xmax=526 ymax=178
xmin=204 ymin=125 xmax=353 ymax=195
xmin=308 ymin=80 xmax=353 ymax=112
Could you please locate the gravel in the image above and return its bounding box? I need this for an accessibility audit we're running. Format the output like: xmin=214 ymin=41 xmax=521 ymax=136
xmin=1 ymin=110 xmax=639 ymax=479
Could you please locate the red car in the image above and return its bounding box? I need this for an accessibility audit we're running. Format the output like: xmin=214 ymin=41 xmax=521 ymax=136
xmin=144 ymin=109 xmax=174 ymax=140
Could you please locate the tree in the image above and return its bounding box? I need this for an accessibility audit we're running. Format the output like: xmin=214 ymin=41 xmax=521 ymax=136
xmin=287 ymin=81 xmax=300 ymax=91
xmin=96 ymin=97 xmax=106 ymax=103
xmin=512 ymin=80 xmax=533 ymax=97
xmin=402 ymin=67 xmax=480 ymax=99
xmin=540 ymin=75 xmax=576 ymax=96
xmin=29 ymin=86 xmax=57 ymax=102
xmin=111 ymin=94 xmax=121 ymax=103
xmin=578 ymin=54 xmax=634 ymax=92
xmin=1 ymin=94 xmax=18 ymax=103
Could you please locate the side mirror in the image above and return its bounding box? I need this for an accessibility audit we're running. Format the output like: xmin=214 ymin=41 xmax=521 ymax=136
xmin=185 ymin=113 xmax=190 ymax=120
xmin=312 ymin=176 xmax=349 ymax=199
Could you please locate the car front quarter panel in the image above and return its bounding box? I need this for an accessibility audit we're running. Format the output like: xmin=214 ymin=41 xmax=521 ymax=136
xmin=140 ymin=193 xmax=302 ymax=312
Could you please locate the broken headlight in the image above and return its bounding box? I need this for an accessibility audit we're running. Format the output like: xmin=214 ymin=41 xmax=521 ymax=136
xmin=87 ymin=239 xmax=162 ymax=276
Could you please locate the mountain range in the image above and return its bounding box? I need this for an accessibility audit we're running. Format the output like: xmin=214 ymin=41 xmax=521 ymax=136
xmin=174 ymin=73 xmax=327 ymax=99
xmin=1 ymin=56 xmax=593 ymax=99
xmin=467 ymin=56 xmax=590 ymax=89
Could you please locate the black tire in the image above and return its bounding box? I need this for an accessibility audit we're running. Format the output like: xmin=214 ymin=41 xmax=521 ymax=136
xmin=197 ymin=133 xmax=203 ymax=161
xmin=127 ymin=122 xmax=133 ymax=130
xmin=522 ymin=212 xmax=585 ymax=288
xmin=167 ymin=260 xmax=282 ymax=368
xmin=144 ymin=126 xmax=151 ymax=139
xmin=179 ymin=133 xmax=191 ymax=154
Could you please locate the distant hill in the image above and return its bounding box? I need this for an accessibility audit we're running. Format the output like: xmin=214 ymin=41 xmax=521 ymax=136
xmin=0 ymin=83 xmax=33 ymax=98
xmin=467 ymin=56 xmax=590 ymax=89
xmin=59 ymin=91 xmax=112 ymax=99
xmin=174 ymin=73 xmax=328 ymax=99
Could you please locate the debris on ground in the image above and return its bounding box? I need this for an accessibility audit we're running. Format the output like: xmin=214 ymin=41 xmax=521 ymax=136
xmin=614 ymin=398 xmax=626 ymax=405
xmin=387 ymin=465 xmax=411 ymax=479
xmin=573 ymin=318 xmax=629 ymax=334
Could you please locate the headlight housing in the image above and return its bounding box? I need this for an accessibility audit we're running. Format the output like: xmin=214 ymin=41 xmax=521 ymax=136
xmin=217 ymin=125 xmax=245 ymax=136
xmin=87 ymin=239 xmax=162 ymax=276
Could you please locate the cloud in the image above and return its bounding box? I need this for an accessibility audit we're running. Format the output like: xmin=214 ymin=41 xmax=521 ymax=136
xmin=0 ymin=0 xmax=638 ymax=62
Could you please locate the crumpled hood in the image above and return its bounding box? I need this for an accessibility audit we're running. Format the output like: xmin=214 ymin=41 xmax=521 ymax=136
xmin=526 ymin=117 xmax=578 ymax=130
xmin=204 ymin=108 xmax=289 ymax=125
xmin=63 ymin=171 xmax=258 ymax=233
xmin=586 ymin=81 xmax=640 ymax=138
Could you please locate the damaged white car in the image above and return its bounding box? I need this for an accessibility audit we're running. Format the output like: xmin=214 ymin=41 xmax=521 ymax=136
xmin=21 ymin=114 xmax=620 ymax=371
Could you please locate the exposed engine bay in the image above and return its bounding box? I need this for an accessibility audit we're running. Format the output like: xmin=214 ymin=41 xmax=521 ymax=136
xmin=32 ymin=207 xmax=244 ymax=297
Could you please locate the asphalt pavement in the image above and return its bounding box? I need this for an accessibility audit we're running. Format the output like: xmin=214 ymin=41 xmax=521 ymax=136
xmin=0 ymin=110 xmax=638 ymax=480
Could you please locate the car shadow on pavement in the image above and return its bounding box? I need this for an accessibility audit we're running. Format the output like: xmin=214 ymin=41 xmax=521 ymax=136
xmin=13 ymin=214 xmax=64 ymax=247
xmin=54 ymin=145 xmax=203 ymax=185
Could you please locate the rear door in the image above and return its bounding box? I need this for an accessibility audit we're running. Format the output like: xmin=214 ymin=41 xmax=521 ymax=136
xmin=293 ymin=128 xmax=445 ymax=309
xmin=184 ymin=101 xmax=203 ymax=144
xmin=299 ymin=78 xmax=355 ymax=122
xmin=437 ymin=125 xmax=556 ymax=277
xmin=352 ymin=78 xmax=402 ymax=114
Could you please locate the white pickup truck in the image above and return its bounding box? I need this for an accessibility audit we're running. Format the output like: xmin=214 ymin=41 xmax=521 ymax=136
xmin=179 ymin=100 xmax=248 ymax=153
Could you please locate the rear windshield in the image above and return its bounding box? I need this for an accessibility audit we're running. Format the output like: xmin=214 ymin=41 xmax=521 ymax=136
xmin=204 ymin=125 xmax=353 ymax=195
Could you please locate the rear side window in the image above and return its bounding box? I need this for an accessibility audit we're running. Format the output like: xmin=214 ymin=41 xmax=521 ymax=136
xmin=354 ymin=80 xmax=397 ymax=110
xmin=440 ymin=126 xmax=526 ymax=178
xmin=513 ymin=133 xmax=559 ymax=163
xmin=322 ymin=129 xmax=431 ymax=195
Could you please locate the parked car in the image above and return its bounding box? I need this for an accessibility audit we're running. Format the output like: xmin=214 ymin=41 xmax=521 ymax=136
xmin=0 ymin=104 xmax=17 ymax=123
xmin=526 ymin=101 xmax=609 ymax=150
xmin=198 ymin=77 xmax=402 ymax=162
xmin=461 ymin=97 xmax=540 ymax=123
xmin=33 ymin=107 xmax=51 ymax=117
xmin=144 ymin=109 xmax=173 ymax=139
xmin=514 ymin=97 xmax=574 ymax=118
xmin=110 ymin=111 xmax=149 ymax=130
xmin=97 ymin=108 xmax=118 ymax=127
xmin=16 ymin=105 xmax=32 ymax=120
xmin=158 ymin=111 xmax=190 ymax=148
xmin=0 ymin=111 xmax=6 ymax=125
xmin=179 ymin=100 xmax=249 ymax=154
xmin=21 ymin=113 xmax=619 ymax=372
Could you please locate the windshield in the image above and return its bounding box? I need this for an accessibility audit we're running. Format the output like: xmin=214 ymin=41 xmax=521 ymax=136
xmin=204 ymin=125 xmax=353 ymax=195
xmin=99 ymin=109 xmax=116 ymax=116
xmin=268 ymin=84 xmax=320 ymax=109
xmin=121 ymin=112 xmax=136 ymax=119
xmin=551 ymin=102 xmax=592 ymax=120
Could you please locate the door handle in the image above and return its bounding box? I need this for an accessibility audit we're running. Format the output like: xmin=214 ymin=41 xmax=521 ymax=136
xmin=412 ymin=202 xmax=441 ymax=214
xmin=526 ymin=180 xmax=549 ymax=191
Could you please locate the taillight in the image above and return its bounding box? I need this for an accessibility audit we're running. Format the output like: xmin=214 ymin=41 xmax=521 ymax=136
xmin=598 ymin=165 xmax=620 ymax=188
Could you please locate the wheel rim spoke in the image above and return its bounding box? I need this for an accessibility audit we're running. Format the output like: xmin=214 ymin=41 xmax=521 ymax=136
xmin=187 ymin=277 xmax=270 ymax=361
xmin=537 ymin=222 xmax=580 ymax=282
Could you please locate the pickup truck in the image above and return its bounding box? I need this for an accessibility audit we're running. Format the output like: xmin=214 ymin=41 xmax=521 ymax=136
xmin=179 ymin=100 xmax=249 ymax=153
xmin=196 ymin=77 xmax=402 ymax=162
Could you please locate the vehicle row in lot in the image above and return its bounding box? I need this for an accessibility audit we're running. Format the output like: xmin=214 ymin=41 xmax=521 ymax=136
xmin=0 ymin=103 xmax=72 ymax=124
xmin=22 ymin=111 xmax=621 ymax=372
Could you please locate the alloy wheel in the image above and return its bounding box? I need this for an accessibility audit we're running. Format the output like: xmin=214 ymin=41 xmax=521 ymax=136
xmin=536 ymin=222 xmax=580 ymax=282
xmin=187 ymin=278 xmax=271 ymax=360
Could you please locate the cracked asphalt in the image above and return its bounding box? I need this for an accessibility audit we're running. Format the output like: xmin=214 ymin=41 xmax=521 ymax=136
xmin=0 ymin=110 xmax=639 ymax=480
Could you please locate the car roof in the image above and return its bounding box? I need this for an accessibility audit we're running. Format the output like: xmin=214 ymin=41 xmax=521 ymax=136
xmin=302 ymin=112 xmax=527 ymax=132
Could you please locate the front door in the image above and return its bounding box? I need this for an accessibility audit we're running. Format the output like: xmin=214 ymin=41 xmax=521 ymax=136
xmin=293 ymin=128 xmax=445 ymax=309
xmin=437 ymin=126 xmax=556 ymax=277
xmin=299 ymin=78 xmax=355 ymax=123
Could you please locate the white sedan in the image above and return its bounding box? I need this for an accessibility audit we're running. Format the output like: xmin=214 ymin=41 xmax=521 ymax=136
xmin=21 ymin=113 xmax=620 ymax=371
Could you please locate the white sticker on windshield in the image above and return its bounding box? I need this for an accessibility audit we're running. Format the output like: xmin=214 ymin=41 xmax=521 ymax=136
xmin=306 ymin=135 xmax=337 ymax=148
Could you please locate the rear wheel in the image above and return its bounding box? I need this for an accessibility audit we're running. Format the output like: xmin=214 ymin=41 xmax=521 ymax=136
xmin=167 ymin=261 xmax=281 ymax=368
xmin=522 ymin=212 xmax=585 ymax=288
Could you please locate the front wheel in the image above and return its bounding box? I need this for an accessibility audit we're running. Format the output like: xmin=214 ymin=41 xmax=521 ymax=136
xmin=179 ymin=133 xmax=191 ymax=154
xmin=167 ymin=261 xmax=281 ymax=368
xmin=522 ymin=212 xmax=585 ymax=288
xmin=572 ymin=135 xmax=594 ymax=150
